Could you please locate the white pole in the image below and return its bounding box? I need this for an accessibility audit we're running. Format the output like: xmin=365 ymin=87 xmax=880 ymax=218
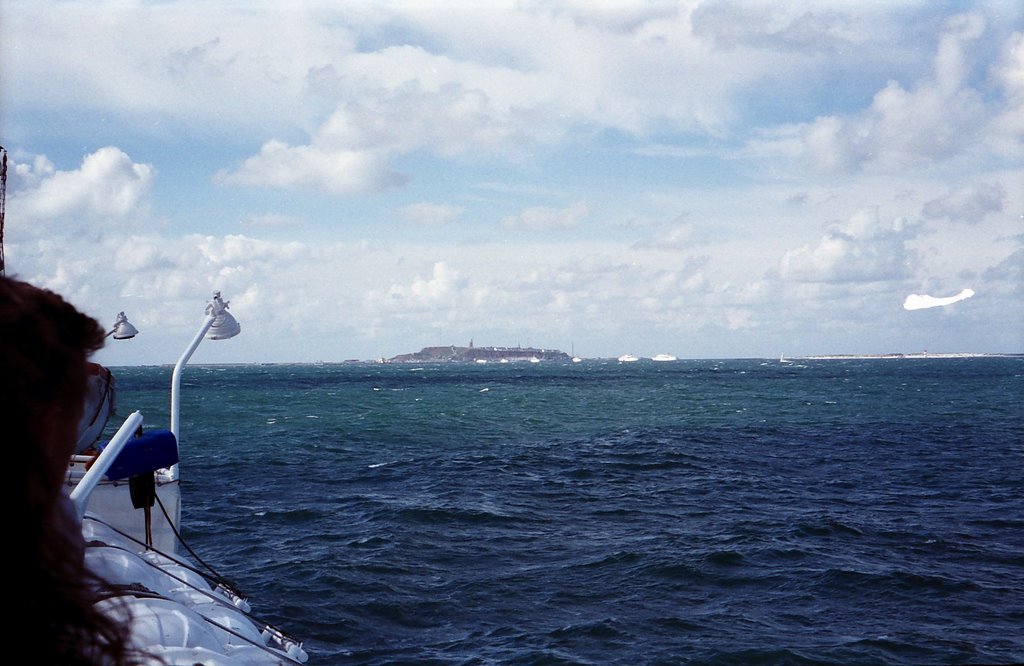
xmin=170 ymin=314 xmax=214 ymax=442
xmin=70 ymin=410 xmax=144 ymax=519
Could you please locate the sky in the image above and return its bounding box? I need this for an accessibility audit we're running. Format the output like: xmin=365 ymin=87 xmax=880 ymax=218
xmin=1 ymin=0 xmax=1022 ymax=365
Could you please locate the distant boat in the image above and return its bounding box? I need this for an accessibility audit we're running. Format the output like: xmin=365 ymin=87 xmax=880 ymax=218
xmin=652 ymin=354 xmax=677 ymax=362
xmin=475 ymin=359 xmax=488 ymax=364
xmin=529 ymin=356 xmax=540 ymax=363
xmin=618 ymin=354 xmax=639 ymax=363
xmin=572 ymin=356 xmax=582 ymax=363
xmin=779 ymin=353 xmax=792 ymax=364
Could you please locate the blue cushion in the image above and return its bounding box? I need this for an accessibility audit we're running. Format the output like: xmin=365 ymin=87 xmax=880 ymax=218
xmin=103 ymin=430 xmax=179 ymax=480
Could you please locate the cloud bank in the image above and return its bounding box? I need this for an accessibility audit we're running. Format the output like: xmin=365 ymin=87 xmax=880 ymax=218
xmin=1 ymin=2 xmax=1021 ymax=361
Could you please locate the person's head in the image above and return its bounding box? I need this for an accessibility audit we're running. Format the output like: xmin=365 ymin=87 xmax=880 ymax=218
xmin=0 ymin=276 xmax=106 ymax=507
xmin=1 ymin=276 xmax=139 ymax=663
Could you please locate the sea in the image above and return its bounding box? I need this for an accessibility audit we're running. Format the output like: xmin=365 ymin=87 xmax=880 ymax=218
xmin=110 ymin=357 xmax=1024 ymax=665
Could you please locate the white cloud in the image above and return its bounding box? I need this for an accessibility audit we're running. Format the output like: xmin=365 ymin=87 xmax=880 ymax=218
xmin=11 ymin=147 xmax=154 ymax=222
xmin=502 ymin=200 xmax=589 ymax=231
xmin=983 ymin=248 xmax=1024 ymax=283
xmin=381 ymin=261 xmax=468 ymax=309
xmin=921 ymin=183 xmax=1005 ymax=223
xmin=988 ymin=31 xmax=1024 ymax=157
xmin=784 ymin=13 xmax=1010 ymax=173
xmin=2 ymin=4 xmax=353 ymax=134
xmin=779 ymin=209 xmax=918 ymax=283
xmin=4 ymin=5 xmax=1021 ymax=360
xmin=112 ymin=236 xmax=178 ymax=274
xmin=7 ymin=3 xmax=1017 ymax=187
xmin=193 ymin=234 xmax=305 ymax=266
xmin=216 ymin=139 xmax=407 ymax=195
xmin=633 ymin=222 xmax=696 ymax=250
xmin=690 ymin=2 xmax=860 ymax=53
xmin=188 ymin=2 xmax=837 ymax=195
xmin=218 ymin=75 xmax=563 ymax=193
xmin=12 ymin=154 xmax=56 ymax=187
xmin=994 ymin=31 xmax=1024 ymax=95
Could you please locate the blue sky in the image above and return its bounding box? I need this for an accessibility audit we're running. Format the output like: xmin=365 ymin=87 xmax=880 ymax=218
xmin=1 ymin=0 xmax=1021 ymax=365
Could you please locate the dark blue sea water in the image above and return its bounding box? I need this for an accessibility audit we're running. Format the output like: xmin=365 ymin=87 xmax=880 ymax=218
xmin=111 ymin=357 xmax=1024 ymax=665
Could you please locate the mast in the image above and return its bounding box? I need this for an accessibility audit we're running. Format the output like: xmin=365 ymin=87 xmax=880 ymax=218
xmin=0 ymin=145 xmax=6 ymax=276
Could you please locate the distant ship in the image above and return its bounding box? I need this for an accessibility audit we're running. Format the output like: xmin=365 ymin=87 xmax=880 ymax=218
xmin=652 ymin=354 xmax=677 ymax=362
xmin=618 ymin=354 xmax=639 ymax=363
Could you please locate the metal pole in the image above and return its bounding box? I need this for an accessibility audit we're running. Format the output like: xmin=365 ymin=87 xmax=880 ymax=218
xmin=70 ymin=410 xmax=144 ymax=519
xmin=170 ymin=314 xmax=215 ymax=441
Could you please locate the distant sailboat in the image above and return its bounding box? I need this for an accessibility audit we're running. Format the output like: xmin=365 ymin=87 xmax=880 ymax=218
xmin=779 ymin=353 xmax=792 ymax=364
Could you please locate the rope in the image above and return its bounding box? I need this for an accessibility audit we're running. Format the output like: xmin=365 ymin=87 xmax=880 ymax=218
xmin=99 ymin=574 xmax=305 ymax=665
xmin=87 ymin=510 xmax=239 ymax=598
xmin=154 ymin=489 xmax=242 ymax=594
xmin=85 ymin=517 xmax=305 ymax=662
xmin=86 ymin=508 xmax=304 ymax=646
xmin=79 ymin=365 xmax=115 ymax=449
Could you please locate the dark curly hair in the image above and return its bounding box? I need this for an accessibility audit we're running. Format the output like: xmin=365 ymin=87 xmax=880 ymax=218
xmin=0 ymin=276 xmax=138 ymax=664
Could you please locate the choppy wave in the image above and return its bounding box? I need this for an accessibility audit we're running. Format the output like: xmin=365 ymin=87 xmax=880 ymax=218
xmin=112 ymin=358 xmax=1024 ymax=664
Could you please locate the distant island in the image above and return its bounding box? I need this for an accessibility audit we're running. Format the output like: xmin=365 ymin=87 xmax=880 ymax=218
xmin=387 ymin=342 xmax=570 ymax=364
xmin=376 ymin=349 xmax=1020 ymax=364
